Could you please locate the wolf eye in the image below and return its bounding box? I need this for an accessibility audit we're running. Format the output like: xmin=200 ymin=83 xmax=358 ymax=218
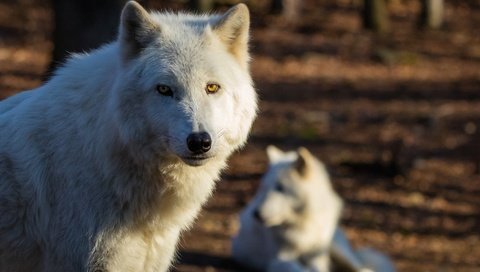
xmin=275 ymin=183 xmax=285 ymax=192
xmin=205 ymin=83 xmax=220 ymax=94
xmin=156 ymin=84 xmax=173 ymax=97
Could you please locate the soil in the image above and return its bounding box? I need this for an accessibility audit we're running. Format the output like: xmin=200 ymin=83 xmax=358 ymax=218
xmin=0 ymin=1 xmax=479 ymax=271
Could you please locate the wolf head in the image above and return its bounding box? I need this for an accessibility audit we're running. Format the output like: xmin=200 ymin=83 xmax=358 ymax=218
xmin=109 ymin=1 xmax=257 ymax=166
xmin=253 ymin=146 xmax=335 ymax=227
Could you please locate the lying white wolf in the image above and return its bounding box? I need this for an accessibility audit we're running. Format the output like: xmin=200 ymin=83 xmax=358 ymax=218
xmin=0 ymin=1 xmax=257 ymax=271
xmin=232 ymin=146 xmax=395 ymax=272
xmin=232 ymin=146 xmax=343 ymax=271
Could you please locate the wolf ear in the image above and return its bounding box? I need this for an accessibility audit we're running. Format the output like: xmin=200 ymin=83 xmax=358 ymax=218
xmin=212 ymin=4 xmax=250 ymax=67
xmin=266 ymin=145 xmax=285 ymax=164
xmin=119 ymin=1 xmax=159 ymax=60
xmin=295 ymin=147 xmax=314 ymax=178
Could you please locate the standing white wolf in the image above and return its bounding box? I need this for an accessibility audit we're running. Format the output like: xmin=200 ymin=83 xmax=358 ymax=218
xmin=232 ymin=146 xmax=396 ymax=272
xmin=0 ymin=1 xmax=257 ymax=271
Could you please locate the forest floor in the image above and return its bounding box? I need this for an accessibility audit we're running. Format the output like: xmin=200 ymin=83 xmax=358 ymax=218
xmin=0 ymin=1 xmax=479 ymax=271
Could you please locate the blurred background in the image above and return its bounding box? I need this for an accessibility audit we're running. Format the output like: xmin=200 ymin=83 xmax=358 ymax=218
xmin=0 ymin=0 xmax=479 ymax=271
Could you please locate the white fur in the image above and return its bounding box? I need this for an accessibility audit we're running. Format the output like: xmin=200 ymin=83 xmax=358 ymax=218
xmin=232 ymin=147 xmax=396 ymax=272
xmin=232 ymin=146 xmax=343 ymax=272
xmin=0 ymin=2 xmax=256 ymax=271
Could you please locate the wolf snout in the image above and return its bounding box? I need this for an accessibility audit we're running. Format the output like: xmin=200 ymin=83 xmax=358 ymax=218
xmin=186 ymin=132 xmax=212 ymax=154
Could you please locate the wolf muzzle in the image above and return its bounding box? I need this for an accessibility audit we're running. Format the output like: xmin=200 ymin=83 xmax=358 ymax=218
xmin=187 ymin=132 xmax=212 ymax=154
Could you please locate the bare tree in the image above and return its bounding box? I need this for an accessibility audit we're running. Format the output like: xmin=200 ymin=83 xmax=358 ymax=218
xmin=363 ymin=0 xmax=389 ymax=33
xmin=47 ymin=0 xmax=132 ymax=76
xmin=420 ymin=0 xmax=444 ymax=29
xmin=271 ymin=0 xmax=303 ymax=22
xmin=188 ymin=0 xmax=214 ymax=12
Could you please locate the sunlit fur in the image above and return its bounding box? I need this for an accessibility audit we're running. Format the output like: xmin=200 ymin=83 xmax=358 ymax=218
xmin=0 ymin=1 xmax=256 ymax=271
xmin=232 ymin=146 xmax=342 ymax=272
xmin=232 ymin=146 xmax=396 ymax=272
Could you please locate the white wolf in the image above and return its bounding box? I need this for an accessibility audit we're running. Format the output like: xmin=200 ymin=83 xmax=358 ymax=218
xmin=0 ymin=1 xmax=257 ymax=272
xmin=232 ymin=146 xmax=343 ymax=271
xmin=232 ymin=146 xmax=396 ymax=272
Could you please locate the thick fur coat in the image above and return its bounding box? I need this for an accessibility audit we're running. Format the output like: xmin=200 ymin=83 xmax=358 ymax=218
xmin=0 ymin=2 xmax=257 ymax=271
xmin=232 ymin=146 xmax=396 ymax=272
xmin=232 ymin=146 xmax=343 ymax=272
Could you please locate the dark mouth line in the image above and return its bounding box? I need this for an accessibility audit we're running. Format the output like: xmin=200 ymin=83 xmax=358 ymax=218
xmin=183 ymin=156 xmax=211 ymax=160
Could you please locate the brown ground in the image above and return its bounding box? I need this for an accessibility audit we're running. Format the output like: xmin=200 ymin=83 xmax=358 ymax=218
xmin=1 ymin=1 xmax=479 ymax=271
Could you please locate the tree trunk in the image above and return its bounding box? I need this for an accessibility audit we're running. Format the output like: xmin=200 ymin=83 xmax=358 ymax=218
xmin=363 ymin=0 xmax=389 ymax=33
xmin=270 ymin=0 xmax=283 ymax=14
xmin=270 ymin=0 xmax=303 ymax=23
xmin=283 ymin=0 xmax=302 ymax=22
xmin=47 ymin=0 xmax=130 ymax=77
xmin=420 ymin=0 xmax=444 ymax=29
xmin=189 ymin=0 xmax=214 ymax=12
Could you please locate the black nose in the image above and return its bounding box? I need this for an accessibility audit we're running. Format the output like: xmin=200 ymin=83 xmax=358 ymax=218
xmin=253 ymin=209 xmax=262 ymax=222
xmin=186 ymin=132 xmax=212 ymax=154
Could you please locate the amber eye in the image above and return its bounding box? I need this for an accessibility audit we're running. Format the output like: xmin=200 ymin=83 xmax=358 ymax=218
xmin=205 ymin=83 xmax=220 ymax=94
xmin=156 ymin=85 xmax=173 ymax=97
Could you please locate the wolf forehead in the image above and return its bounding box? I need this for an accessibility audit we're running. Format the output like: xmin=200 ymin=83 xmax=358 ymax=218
xmin=146 ymin=14 xmax=219 ymax=49
xmin=121 ymin=2 xmax=250 ymax=62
